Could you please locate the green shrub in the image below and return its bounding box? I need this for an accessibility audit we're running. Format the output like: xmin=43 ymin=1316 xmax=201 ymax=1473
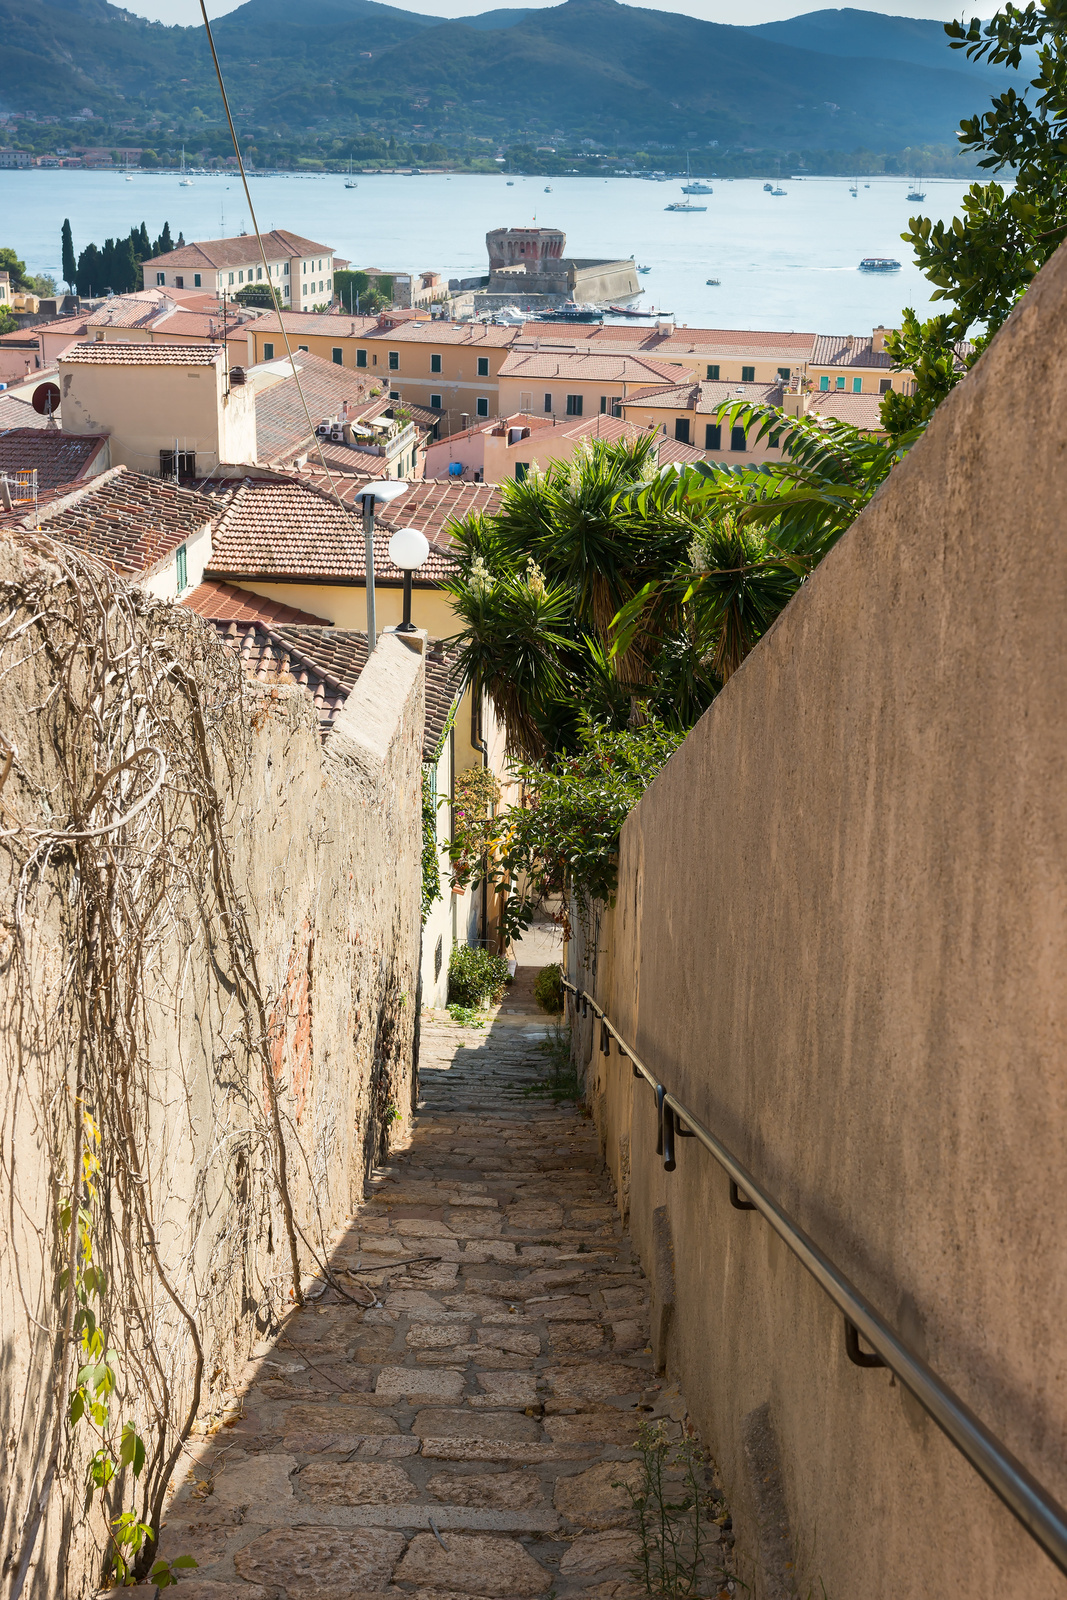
xmin=534 ymin=962 xmax=563 ymax=1014
xmin=448 ymin=943 xmax=509 ymax=1008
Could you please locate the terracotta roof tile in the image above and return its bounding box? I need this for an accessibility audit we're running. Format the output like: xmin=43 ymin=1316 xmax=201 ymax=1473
xmin=253 ymin=352 xmax=378 ymax=464
xmin=521 ymin=323 xmax=817 ymax=360
xmin=60 ymin=342 xmax=224 ymax=367
xmin=211 ymin=619 xmax=461 ymax=754
xmin=624 ymin=379 xmax=783 ymax=413
xmin=0 ymin=427 xmax=109 ymax=492
xmin=0 ymin=394 xmax=50 ymax=431
xmin=205 ymin=477 xmax=463 ymax=585
xmin=252 ymin=312 xmax=382 ymax=338
xmin=498 ymin=350 xmax=686 ymax=383
xmin=19 ymin=465 xmax=214 ymax=574
xmin=804 ymin=390 xmax=887 ymax=430
xmin=181 ymin=577 xmax=332 ymax=627
xmin=810 ymin=334 xmax=891 ymax=370
xmin=141 ymin=229 xmax=333 ymax=273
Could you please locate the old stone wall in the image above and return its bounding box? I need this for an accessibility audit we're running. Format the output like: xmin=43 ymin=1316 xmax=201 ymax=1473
xmin=574 ymin=243 xmax=1067 ymax=1599
xmin=0 ymin=544 xmax=425 ymax=1600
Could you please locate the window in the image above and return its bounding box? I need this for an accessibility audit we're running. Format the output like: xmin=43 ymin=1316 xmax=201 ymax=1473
xmin=600 ymin=396 xmax=608 ymax=413
xmin=819 ymin=375 xmax=830 ymax=391
xmin=238 ymin=271 xmax=244 ymax=283
xmin=327 ymin=278 xmax=331 ymax=290
xmin=318 ymin=259 xmax=322 ymax=271
xmin=741 ymin=365 xmax=755 ymax=383
xmin=477 ymin=356 xmax=489 ymax=377
xmin=228 ymin=272 xmax=234 ymax=285
xmin=706 ymin=364 xmax=719 ymax=380
xmin=674 ymin=417 xmax=690 ymax=444
xmin=430 ymin=394 xmax=442 ymax=409
xmin=301 ymin=283 xmax=307 ymax=295
xmin=298 ymin=344 xmax=309 ymax=353
xmin=879 ymin=378 xmax=892 ymax=394
xmin=836 ymin=375 xmax=845 ymax=390
xmin=175 ymin=276 xmax=184 ymax=289
xmin=388 ymin=351 xmax=399 ymax=371
xmin=193 ymin=273 xmax=201 ymax=288
xmin=302 ymin=261 xmax=306 ymax=274
xmin=175 ymin=544 xmax=187 ymax=592
xmin=430 ymin=353 xmax=442 ymax=373
xmin=332 ymin=347 xmax=343 ymax=365
xmin=566 ymin=394 xmax=583 ymax=417
xmin=156 ymin=272 xmax=166 ymax=286
xmin=730 ymin=426 xmax=747 ymax=452
xmin=768 ymin=429 xmax=781 ymax=448
xmin=356 ymin=349 xmax=367 ymax=368
xmin=544 ymin=393 xmax=552 ymax=413
xmin=515 ymin=462 xmax=529 ymax=481
xmin=778 ymin=366 xmax=791 ymax=381
xmin=476 ymin=397 xmax=489 ymax=418
xmin=852 ymin=376 xmax=862 ymax=393
xmin=257 ymin=266 xmax=263 ymax=280
xmin=283 ymin=263 xmax=289 ymax=276
xmin=705 ymin=423 xmax=721 ymax=450
xmin=263 ymin=342 xmax=274 ymax=360
xmin=390 ymin=390 xmax=400 ymax=401
xmin=160 ymin=449 xmax=196 ymax=480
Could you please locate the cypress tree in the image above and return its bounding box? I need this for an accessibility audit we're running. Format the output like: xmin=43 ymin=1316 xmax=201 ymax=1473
xmin=76 ymin=242 xmax=101 ymax=298
xmin=136 ymin=222 xmax=151 ymax=259
xmin=100 ymin=238 xmax=116 ymax=292
xmin=153 ymin=221 xmax=174 ymax=255
xmin=117 ymin=238 xmax=139 ymax=293
xmin=61 ymin=219 xmax=76 ymax=291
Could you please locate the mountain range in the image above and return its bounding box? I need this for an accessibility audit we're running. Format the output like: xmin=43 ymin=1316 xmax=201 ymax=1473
xmin=0 ymin=0 xmax=1026 ymax=151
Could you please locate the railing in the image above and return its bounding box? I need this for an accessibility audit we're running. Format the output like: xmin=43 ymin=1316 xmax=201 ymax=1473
xmin=562 ymin=976 xmax=1067 ymax=1579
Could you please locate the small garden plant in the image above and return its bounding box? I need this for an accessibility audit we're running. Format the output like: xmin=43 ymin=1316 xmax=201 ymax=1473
xmin=534 ymin=962 xmax=564 ymax=1014
xmin=447 ymin=942 xmax=509 ymax=1008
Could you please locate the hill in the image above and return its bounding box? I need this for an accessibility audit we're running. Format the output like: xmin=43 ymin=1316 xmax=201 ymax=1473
xmin=0 ymin=0 xmax=1027 ymax=150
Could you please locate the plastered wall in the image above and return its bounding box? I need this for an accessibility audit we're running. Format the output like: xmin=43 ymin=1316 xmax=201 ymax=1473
xmin=576 ymin=243 xmax=1067 ymax=1600
xmin=0 ymin=560 xmax=425 ymax=1599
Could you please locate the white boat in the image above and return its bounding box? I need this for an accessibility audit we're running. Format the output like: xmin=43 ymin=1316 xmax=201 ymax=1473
xmin=706 ymin=277 xmax=721 ymax=285
xmin=345 ymin=156 xmax=357 ymax=189
xmin=180 ymin=146 xmax=192 ymax=185
xmin=772 ymin=186 xmax=787 ymax=196
xmin=544 ymin=185 xmax=552 ymax=192
xmin=665 ymin=201 xmax=706 ymax=212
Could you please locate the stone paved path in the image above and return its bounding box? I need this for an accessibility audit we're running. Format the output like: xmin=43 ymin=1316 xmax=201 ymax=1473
xmin=162 ymin=981 xmax=733 ymax=1599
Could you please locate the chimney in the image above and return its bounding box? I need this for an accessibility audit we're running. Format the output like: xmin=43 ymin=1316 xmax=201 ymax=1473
xmin=872 ymin=325 xmax=889 ymax=353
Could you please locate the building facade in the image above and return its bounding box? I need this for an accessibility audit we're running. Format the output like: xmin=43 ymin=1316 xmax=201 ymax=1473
xmin=140 ymin=230 xmax=334 ymax=307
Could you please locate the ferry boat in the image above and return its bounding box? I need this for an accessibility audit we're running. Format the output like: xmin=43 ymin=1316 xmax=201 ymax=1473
xmin=859 ymin=257 xmax=901 ymax=272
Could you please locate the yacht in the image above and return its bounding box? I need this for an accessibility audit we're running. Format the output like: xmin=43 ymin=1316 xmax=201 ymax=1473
xmin=665 ymin=200 xmax=707 ymax=212
xmin=771 ymin=186 xmax=787 ymax=196
xmin=859 ymin=257 xmax=901 ymax=272
xmin=907 ymin=183 xmax=927 ymax=201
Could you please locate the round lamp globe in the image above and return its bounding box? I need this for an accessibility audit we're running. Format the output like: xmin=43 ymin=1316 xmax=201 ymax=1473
xmin=388 ymin=526 xmax=430 ymax=571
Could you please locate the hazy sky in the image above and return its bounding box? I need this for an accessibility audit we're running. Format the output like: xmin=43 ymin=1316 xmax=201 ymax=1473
xmin=125 ymin=0 xmax=992 ymax=31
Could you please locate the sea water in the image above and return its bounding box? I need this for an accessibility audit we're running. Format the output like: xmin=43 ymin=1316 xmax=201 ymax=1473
xmin=2 ymin=168 xmax=984 ymax=333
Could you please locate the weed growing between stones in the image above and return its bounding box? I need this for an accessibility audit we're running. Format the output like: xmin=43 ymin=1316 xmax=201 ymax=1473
xmin=446 ymin=1003 xmax=487 ymax=1027
xmin=524 ymin=1021 xmax=583 ymax=1103
xmin=620 ymin=1419 xmax=739 ymax=1597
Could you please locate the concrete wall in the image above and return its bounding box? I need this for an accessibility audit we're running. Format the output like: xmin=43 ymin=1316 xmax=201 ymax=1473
xmin=576 ymin=243 xmax=1067 ymax=1600
xmin=0 ymin=554 xmax=425 ymax=1599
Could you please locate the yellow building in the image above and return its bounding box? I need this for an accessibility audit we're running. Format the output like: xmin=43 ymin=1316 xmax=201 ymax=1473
xmin=497 ymin=349 xmax=688 ymax=422
xmin=621 ymin=378 xmax=790 ymax=465
xmin=523 ymin=319 xmax=816 ymax=386
xmin=807 ymin=328 xmax=911 ymax=395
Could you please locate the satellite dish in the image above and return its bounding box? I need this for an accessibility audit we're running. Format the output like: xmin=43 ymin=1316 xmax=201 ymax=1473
xmin=32 ymin=382 xmax=61 ymax=417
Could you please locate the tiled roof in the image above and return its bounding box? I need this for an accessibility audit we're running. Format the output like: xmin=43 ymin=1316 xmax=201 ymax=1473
xmin=87 ymin=293 xmax=176 ymax=329
xmin=366 ymin=323 xmax=521 ymax=349
xmin=0 ymin=427 xmax=109 ymax=491
xmin=19 ymin=466 xmax=214 ymax=574
xmin=181 ymin=577 xmax=332 ymax=627
xmin=60 ymin=342 xmax=224 ymax=367
xmin=373 ymin=478 xmax=501 ymax=542
xmin=809 ymin=335 xmax=891 ymax=370
xmin=1 ymin=314 xmax=89 ymax=343
xmin=498 ymin=350 xmax=687 ymax=383
xmin=0 ymin=393 xmax=52 ymax=431
xmin=254 ymin=352 xmax=376 ymax=465
xmin=251 ymin=312 xmax=382 ymax=338
xmin=803 ymin=391 xmax=887 ymax=430
xmin=141 ymin=230 xmax=333 ymax=273
xmin=210 ymin=619 xmax=461 ymax=755
xmin=521 ymin=323 xmax=817 ymax=360
xmin=205 ymin=478 xmax=462 ymax=585
xmin=624 ymin=379 xmax=783 ymax=413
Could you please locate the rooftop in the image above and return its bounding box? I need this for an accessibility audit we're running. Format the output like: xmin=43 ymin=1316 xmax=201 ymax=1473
xmin=251 ymin=312 xmax=382 ymax=339
xmin=12 ymin=466 xmax=215 ymax=574
xmin=804 ymin=390 xmax=887 ymax=430
xmin=498 ymin=350 xmax=687 ymax=383
xmin=181 ymin=577 xmax=332 ymax=628
xmin=0 ymin=427 xmax=109 ymax=492
xmin=253 ymin=352 xmax=377 ymax=465
xmin=623 ymin=378 xmax=784 ymax=413
xmin=521 ymin=323 xmax=818 ymax=360
xmin=60 ymin=342 xmax=224 ymax=367
xmin=0 ymin=393 xmax=53 ymax=431
xmin=204 ymin=477 xmax=463 ymax=586
xmin=809 ymin=334 xmax=892 ymax=370
xmin=140 ymin=229 xmax=333 ymax=273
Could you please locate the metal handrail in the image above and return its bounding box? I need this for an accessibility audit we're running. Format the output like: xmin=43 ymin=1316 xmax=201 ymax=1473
xmin=562 ymin=976 xmax=1067 ymax=1578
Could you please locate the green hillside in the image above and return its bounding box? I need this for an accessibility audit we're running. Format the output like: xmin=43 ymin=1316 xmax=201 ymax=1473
xmin=0 ymin=0 xmax=1027 ymax=151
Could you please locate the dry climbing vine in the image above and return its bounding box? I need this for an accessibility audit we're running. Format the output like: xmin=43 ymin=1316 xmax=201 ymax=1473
xmin=0 ymin=536 xmax=315 ymax=1592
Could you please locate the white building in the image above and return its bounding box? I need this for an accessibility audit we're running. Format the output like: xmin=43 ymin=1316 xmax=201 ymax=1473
xmin=140 ymin=229 xmax=335 ymax=306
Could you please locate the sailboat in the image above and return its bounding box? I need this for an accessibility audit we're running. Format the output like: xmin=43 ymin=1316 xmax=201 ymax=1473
xmin=682 ymin=152 xmax=712 ymax=196
xmin=345 ymin=156 xmax=357 ymax=189
xmin=906 ymin=175 xmax=926 ymax=201
xmin=180 ymin=146 xmax=193 ymax=186
xmin=666 ymin=152 xmax=707 ymax=211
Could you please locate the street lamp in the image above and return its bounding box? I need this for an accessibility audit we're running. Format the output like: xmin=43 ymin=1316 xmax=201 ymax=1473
xmin=387 ymin=526 xmax=430 ymax=632
xmin=357 ymin=479 xmax=409 ymax=650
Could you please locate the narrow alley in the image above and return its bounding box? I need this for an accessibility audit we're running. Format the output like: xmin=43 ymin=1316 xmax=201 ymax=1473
xmin=160 ymin=976 xmax=735 ymax=1598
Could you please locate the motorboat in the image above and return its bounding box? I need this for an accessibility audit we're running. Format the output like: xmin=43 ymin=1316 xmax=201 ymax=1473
xmin=493 ymin=305 xmax=526 ymax=325
xmin=849 ymin=184 xmax=858 ymax=196
xmin=506 ymin=180 xmax=514 ymax=186
xmin=859 ymin=257 xmax=901 ymax=272
xmin=637 ymin=265 xmax=652 ymax=274
xmin=535 ymin=301 xmax=603 ymax=322
xmin=706 ymin=277 xmax=721 ymax=286
xmin=608 ymin=304 xmax=656 ymax=317
xmin=544 ymin=185 xmax=552 ymax=192
xmin=763 ymin=182 xmax=774 ymax=192
xmin=683 ymin=180 xmax=713 ymax=195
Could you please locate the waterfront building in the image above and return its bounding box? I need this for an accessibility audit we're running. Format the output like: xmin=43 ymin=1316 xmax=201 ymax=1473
xmin=496 ymin=349 xmax=688 ymax=422
xmin=140 ymin=230 xmax=335 ymax=305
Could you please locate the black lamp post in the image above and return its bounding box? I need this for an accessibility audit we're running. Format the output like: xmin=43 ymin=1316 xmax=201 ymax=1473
xmin=388 ymin=526 xmax=430 ymax=631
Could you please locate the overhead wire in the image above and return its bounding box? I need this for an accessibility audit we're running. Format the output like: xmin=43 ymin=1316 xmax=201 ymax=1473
xmin=196 ymin=0 xmax=358 ymax=514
